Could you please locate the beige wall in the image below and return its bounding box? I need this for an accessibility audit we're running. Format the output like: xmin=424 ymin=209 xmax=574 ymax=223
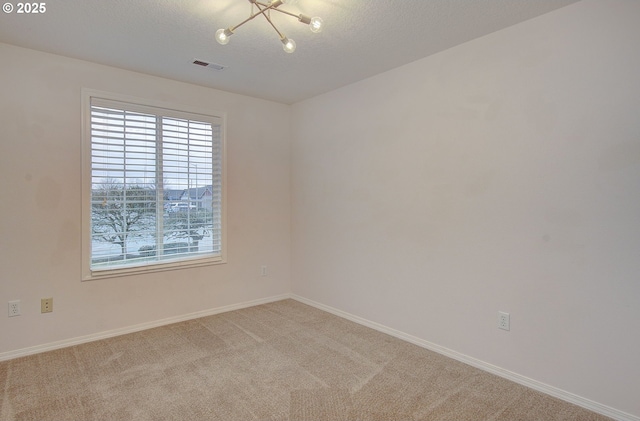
xmin=291 ymin=0 xmax=640 ymax=417
xmin=0 ymin=43 xmax=291 ymax=354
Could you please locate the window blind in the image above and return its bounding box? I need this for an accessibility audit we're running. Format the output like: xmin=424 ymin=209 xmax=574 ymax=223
xmin=88 ymin=97 xmax=223 ymax=273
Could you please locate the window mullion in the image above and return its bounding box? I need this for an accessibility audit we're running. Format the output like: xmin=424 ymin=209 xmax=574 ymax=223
xmin=187 ymin=123 xmax=193 ymax=246
xmin=156 ymin=116 xmax=164 ymax=259
xmin=122 ymin=112 xmax=129 ymax=262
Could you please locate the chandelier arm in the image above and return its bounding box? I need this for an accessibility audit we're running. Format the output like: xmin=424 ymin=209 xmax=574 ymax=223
xmin=230 ymin=1 xmax=279 ymax=32
xmin=264 ymin=14 xmax=286 ymax=40
xmin=253 ymin=1 xmax=286 ymax=40
xmin=272 ymin=9 xmax=311 ymax=25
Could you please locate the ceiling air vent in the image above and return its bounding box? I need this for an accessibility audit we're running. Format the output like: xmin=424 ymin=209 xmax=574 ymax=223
xmin=192 ymin=60 xmax=226 ymax=71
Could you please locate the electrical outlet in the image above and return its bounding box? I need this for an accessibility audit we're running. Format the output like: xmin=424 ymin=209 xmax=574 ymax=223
xmin=41 ymin=298 xmax=53 ymax=313
xmin=261 ymin=265 xmax=267 ymax=277
xmin=8 ymin=300 xmax=21 ymax=317
xmin=498 ymin=311 xmax=510 ymax=331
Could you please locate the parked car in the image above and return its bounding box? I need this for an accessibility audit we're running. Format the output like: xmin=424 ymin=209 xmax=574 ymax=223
xmin=167 ymin=202 xmax=196 ymax=213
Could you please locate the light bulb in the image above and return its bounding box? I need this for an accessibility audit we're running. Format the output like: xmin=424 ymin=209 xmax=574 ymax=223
xmin=309 ymin=16 xmax=323 ymax=33
xmin=215 ymin=28 xmax=232 ymax=45
xmin=282 ymin=37 xmax=296 ymax=53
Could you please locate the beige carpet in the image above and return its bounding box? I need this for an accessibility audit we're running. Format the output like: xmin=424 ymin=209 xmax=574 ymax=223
xmin=0 ymin=299 xmax=612 ymax=421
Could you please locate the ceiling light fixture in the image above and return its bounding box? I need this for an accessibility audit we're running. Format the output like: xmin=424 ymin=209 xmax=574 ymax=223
xmin=215 ymin=0 xmax=323 ymax=53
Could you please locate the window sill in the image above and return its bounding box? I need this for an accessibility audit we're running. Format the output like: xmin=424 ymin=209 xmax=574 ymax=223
xmin=82 ymin=255 xmax=227 ymax=281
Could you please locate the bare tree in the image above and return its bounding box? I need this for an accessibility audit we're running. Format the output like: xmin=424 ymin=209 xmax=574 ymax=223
xmin=91 ymin=180 xmax=156 ymax=260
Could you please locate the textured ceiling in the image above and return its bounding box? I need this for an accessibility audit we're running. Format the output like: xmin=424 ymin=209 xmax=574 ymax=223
xmin=0 ymin=0 xmax=581 ymax=104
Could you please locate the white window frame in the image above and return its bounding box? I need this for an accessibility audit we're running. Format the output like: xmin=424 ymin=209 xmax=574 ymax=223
xmin=81 ymin=89 xmax=227 ymax=281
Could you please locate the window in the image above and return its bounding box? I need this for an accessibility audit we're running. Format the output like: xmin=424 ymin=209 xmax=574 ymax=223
xmin=82 ymin=90 xmax=226 ymax=280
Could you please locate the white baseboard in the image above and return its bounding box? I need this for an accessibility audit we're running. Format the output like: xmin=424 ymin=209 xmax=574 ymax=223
xmin=0 ymin=293 xmax=292 ymax=362
xmin=291 ymin=294 xmax=638 ymax=421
